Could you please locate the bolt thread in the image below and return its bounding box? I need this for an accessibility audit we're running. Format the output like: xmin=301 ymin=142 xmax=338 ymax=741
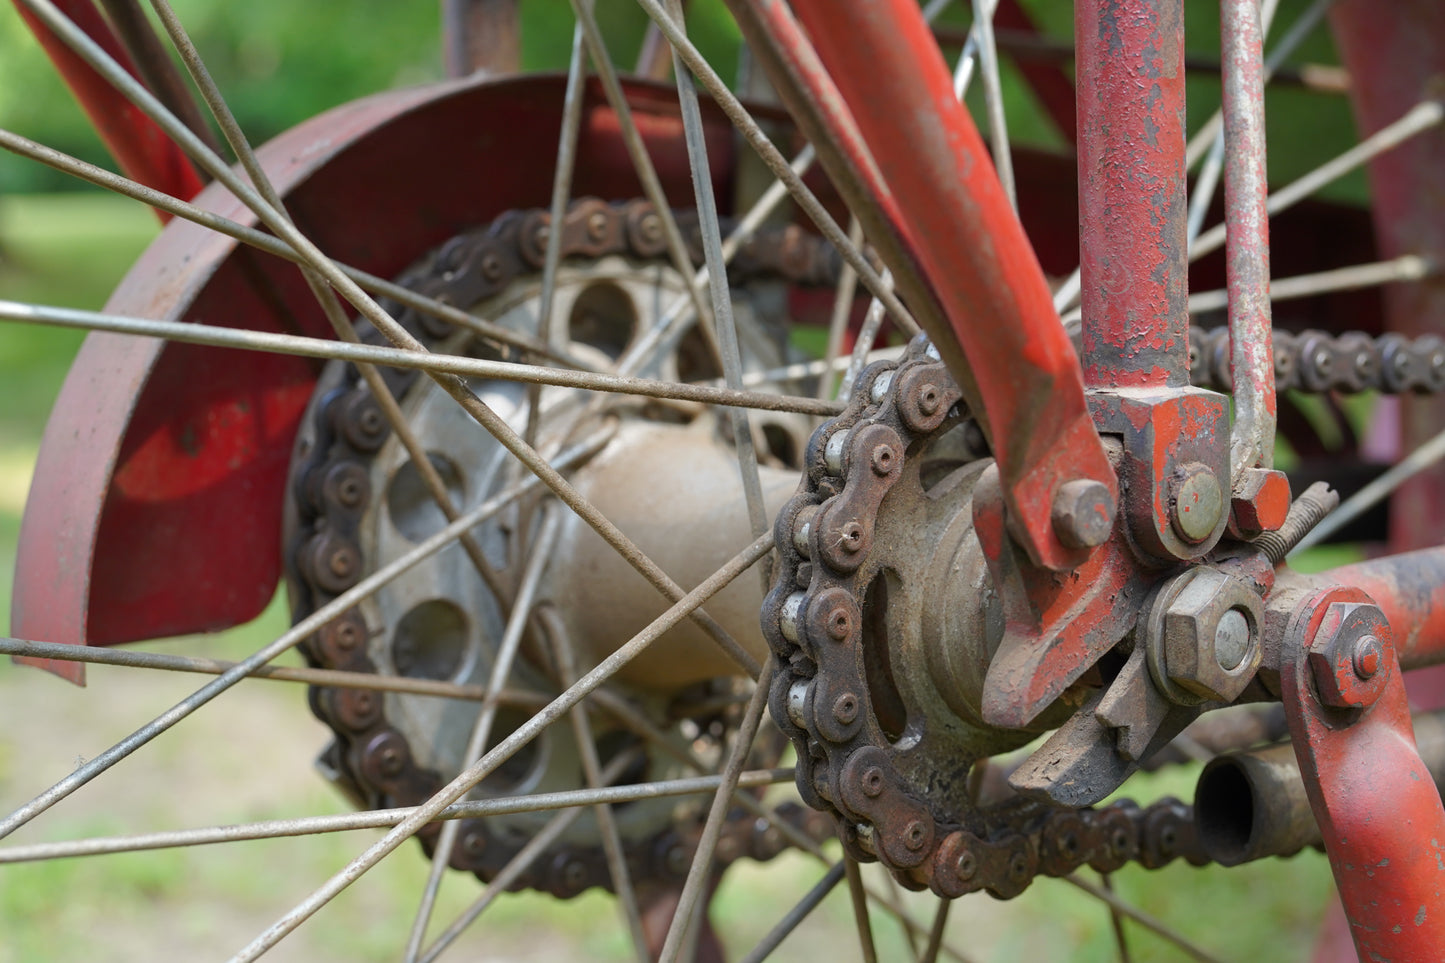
xmin=1256 ymin=481 xmax=1340 ymax=565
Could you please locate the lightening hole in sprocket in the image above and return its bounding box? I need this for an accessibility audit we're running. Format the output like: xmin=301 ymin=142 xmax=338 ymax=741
xmin=568 ymin=281 xmax=637 ymax=361
xmin=387 ymin=451 xmax=466 ymax=542
xmin=391 ymin=598 xmax=470 ymax=682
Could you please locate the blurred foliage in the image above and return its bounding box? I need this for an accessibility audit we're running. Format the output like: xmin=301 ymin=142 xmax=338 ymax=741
xmin=0 ymin=0 xmax=740 ymax=193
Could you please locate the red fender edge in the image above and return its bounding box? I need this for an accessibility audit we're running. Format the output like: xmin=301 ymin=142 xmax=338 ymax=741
xmin=12 ymin=73 xmax=737 ymax=682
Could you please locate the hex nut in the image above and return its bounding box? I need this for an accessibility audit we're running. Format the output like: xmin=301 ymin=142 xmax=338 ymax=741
xmin=1306 ymin=601 xmax=1392 ymax=709
xmin=1230 ymin=467 xmax=1291 ymax=538
xmin=1161 ymin=569 xmax=1264 ymax=703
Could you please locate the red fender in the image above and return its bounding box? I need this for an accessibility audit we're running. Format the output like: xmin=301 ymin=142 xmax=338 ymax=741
xmin=11 ymin=73 xmax=738 ymax=682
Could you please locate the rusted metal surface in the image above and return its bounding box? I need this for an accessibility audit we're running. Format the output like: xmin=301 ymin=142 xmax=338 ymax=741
xmin=776 ymin=0 xmax=1116 ymax=574
xmin=14 ymin=0 xmax=202 ymax=209
xmin=1221 ymin=0 xmax=1276 ymax=481
xmin=12 ymin=75 xmax=739 ymax=681
xmin=1278 ymin=585 xmax=1445 ymax=962
xmin=1074 ymin=0 xmax=1188 ymax=390
xmin=1329 ymin=0 xmax=1445 ymax=554
xmin=441 ymin=0 xmax=520 ymax=78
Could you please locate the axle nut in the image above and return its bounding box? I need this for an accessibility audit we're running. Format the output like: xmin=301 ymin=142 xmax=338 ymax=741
xmin=1307 ymin=601 xmax=1393 ymax=709
xmin=1155 ymin=568 xmax=1264 ymax=704
xmin=1051 ymin=479 xmax=1116 ymax=549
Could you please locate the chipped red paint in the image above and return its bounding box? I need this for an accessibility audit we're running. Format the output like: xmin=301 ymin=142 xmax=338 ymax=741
xmin=1074 ymin=0 xmax=1189 ymax=390
xmin=1281 ymin=585 xmax=1445 ymax=962
xmin=783 ymin=0 xmax=1115 ymax=573
xmin=11 ymin=75 xmax=736 ymax=682
xmin=15 ymin=0 xmax=202 ymax=212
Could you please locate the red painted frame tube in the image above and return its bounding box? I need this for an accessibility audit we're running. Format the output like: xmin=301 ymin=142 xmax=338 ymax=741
xmin=1074 ymin=0 xmax=1189 ymax=390
xmin=781 ymin=0 xmax=1115 ymax=573
xmin=1319 ymin=550 xmax=1445 ymax=671
xmin=14 ymin=0 xmax=201 ymax=211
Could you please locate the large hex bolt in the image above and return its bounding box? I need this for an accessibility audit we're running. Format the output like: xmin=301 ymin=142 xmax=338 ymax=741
xmin=1153 ymin=568 xmax=1265 ymax=703
xmin=1307 ymin=601 xmax=1393 ymax=709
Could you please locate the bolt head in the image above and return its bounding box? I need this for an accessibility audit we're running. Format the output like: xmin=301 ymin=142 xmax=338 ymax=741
xmin=1170 ymin=463 xmax=1224 ymax=544
xmin=1051 ymin=479 xmax=1116 ymax=550
xmin=1230 ymin=468 xmax=1291 ymax=538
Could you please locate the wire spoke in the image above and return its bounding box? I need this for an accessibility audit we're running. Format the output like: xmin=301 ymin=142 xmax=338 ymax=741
xmin=0 ymin=768 xmax=795 ymax=864
xmin=1099 ymin=873 xmax=1134 ymax=963
xmin=228 ymin=532 xmax=771 ymax=961
xmin=1182 ymin=254 xmax=1435 ymax=316
xmin=920 ymin=897 xmax=952 ymax=963
xmin=402 ymin=510 xmax=563 ymax=962
xmin=0 ymin=431 xmax=605 ymax=841
xmin=972 ymin=0 xmax=1015 ymax=213
xmin=0 ymin=636 xmax=549 ymax=704
xmin=657 ymin=655 xmax=775 ymax=962
xmin=548 ymin=616 xmax=652 ymax=963
xmin=737 ymin=861 xmax=847 ymax=963
xmin=1191 ymin=96 xmax=1445 ymax=262
xmin=1061 ymin=875 xmax=1227 ymax=963
xmin=665 ymin=0 xmax=770 ymax=563
xmin=0 ymin=300 xmax=842 ymax=417
xmin=524 ymin=13 xmax=591 ymax=453
xmin=842 ymin=855 xmax=880 ymax=963
xmin=1293 ymin=422 xmax=1445 ymax=553
xmin=563 ymin=0 xmax=719 ymax=353
xmin=415 ymin=749 xmax=644 ymax=963
xmin=632 ymin=0 xmax=921 ymax=337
